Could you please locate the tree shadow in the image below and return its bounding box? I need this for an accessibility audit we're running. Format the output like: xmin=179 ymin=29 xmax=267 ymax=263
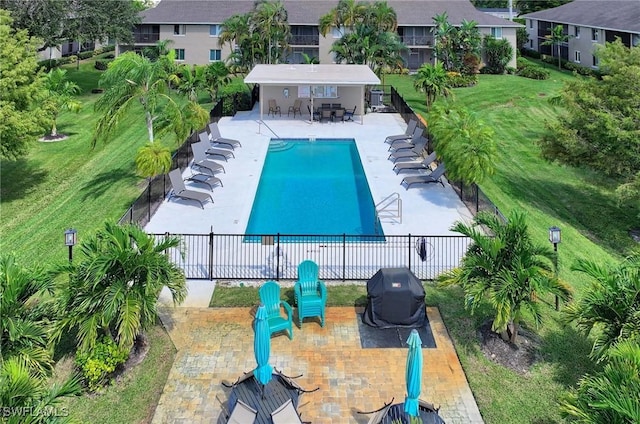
xmin=0 ymin=158 xmax=49 ymax=202
xmin=79 ymin=168 xmax=137 ymax=200
xmin=539 ymin=318 xmax=599 ymax=387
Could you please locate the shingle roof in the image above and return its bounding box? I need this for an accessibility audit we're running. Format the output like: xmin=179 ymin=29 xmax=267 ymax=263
xmin=521 ymin=0 xmax=640 ymax=33
xmin=141 ymin=0 xmax=520 ymax=27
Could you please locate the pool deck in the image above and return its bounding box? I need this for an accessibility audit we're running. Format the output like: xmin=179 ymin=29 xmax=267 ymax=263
xmin=145 ymin=105 xmax=472 ymax=236
xmin=152 ymin=305 xmax=484 ymax=424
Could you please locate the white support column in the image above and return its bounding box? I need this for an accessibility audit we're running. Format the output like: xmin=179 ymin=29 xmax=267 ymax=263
xmin=360 ymin=85 xmax=365 ymax=125
xmin=259 ymin=84 xmax=264 ymax=122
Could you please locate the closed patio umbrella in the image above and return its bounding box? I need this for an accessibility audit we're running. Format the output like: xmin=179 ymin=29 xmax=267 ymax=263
xmin=253 ymin=304 xmax=273 ymax=387
xmin=404 ymin=329 xmax=423 ymax=417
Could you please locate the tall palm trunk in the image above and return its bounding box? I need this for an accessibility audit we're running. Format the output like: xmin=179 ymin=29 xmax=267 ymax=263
xmin=145 ymin=110 xmax=154 ymax=143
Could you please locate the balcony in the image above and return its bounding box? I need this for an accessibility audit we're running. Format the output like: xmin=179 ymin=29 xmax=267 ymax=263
xmin=400 ymin=35 xmax=433 ymax=47
xmin=133 ymin=33 xmax=160 ymax=44
xmin=289 ymin=34 xmax=319 ymax=46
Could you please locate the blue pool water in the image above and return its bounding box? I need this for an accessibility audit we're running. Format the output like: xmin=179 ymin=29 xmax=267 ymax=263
xmin=245 ymin=139 xmax=384 ymax=238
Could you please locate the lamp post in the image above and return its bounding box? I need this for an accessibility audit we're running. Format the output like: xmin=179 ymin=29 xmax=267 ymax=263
xmin=64 ymin=228 xmax=77 ymax=262
xmin=548 ymin=226 xmax=561 ymax=311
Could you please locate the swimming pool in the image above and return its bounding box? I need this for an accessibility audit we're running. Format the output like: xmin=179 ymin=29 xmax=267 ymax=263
xmin=245 ymin=138 xmax=384 ymax=239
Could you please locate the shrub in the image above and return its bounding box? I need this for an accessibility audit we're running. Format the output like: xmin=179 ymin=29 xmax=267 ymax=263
xmin=516 ymin=57 xmax=532 ymax=70
xmin=64 ymin=55 xmax=77 ymax=65
xmin=521 ymin=49 xmax=541 ymax=59
xmin=517 ymin=65 xmax=550 ymax=80
xmin=38 ymin=58 xmax=59 ymax=71
xmin=94 ymin=60 xmax=108 ymax=70
xmin=78 ymin=50 xmax=94 ymax=60
xmin=446 ymin=71 xmax=478 ymax=87
xmin=75 ymin=336 xmax=129 ymax=392
xmin=483 ymin=35 xmax=513 ymax=74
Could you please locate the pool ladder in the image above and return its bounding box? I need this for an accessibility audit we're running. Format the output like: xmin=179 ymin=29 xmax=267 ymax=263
xmin=376 ymin=192 xmax=402 ymax=224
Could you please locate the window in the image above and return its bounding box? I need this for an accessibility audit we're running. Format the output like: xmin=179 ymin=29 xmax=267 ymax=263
xmin=491 ymin=27 xmax=503 ymax=39
xmin=209 ymin=25 xmax=221 ymax=36
xmin=574 ymin=50 xmax=581 ymax=63
xmin=174 ymin=24 xmax=186 ymax=35
xmin=175 ymin=48 xmax=185 ymax=61
xmin=332 ymin=27 xmax=341 ymax=38
xmin=574 ymin=26 xmax=580 ymax=38
xmin=209 ymin=49 xmax=221 ymax=62
xmin=591 ymin=28 xmax=599 ymax=41
xmin=592 ymin=55 xmax=598 ymax=67
xmin=529 ymin=20 xmax=533 ymax=29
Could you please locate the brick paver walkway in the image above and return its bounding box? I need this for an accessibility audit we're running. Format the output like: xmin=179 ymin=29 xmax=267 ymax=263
xmin=153 ymin=307 xmax=483 ymax=424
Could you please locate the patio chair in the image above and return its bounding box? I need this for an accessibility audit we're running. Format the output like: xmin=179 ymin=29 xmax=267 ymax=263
xmin=333 ymin=108 xmax=345 ymax=122
xmin=320 ymin=108 xmax=332 ymax=123
xmin=208 ymin=122 xmax=241 ymax=149
xmin=227 ymin=399 xmax=257 ymax=424
xmin=344 ymin=106 xmax=356 ymax=121
xmin=288 ymin=99 xmax=302 ymax=117
xmin=184 ymin=169 xmax=222 ymax=191
xmin=401 ymin=163 xmax=446 ymax=189
xmin=388 ymin=127 xmax=423 ymax=151
xmin=168 ymin=169 xmax=213 ymax=209
xmin=384 ymin=119 xmax=417 ymax=144
xmin=307 ymin=105 xmax=320 ymax=121
xmin=388 ymin=136 xmax=428 ymax=162
xmin=293 ymin=260 xmax=327 ymax=327
xmin=393 ymin=151 xmax=437 ymax=174
xmin=268 ymin=99 xmax=281 ymax=117
xmin=259 ymin=281 xmax=294 ymax=340
xmin=191 ymin=142 xmax=225 ymax=175
xmin=198 ymin=132 xmax=234 ymax=161
xmin=271 ymin=399 xmax=305 ymax=424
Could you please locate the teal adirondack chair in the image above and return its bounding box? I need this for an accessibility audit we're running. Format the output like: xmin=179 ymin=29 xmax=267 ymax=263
xmin=293 ymin=260 xmax=327 ymax=327
xmin=259 ymin=281 xmax=294 ymax=340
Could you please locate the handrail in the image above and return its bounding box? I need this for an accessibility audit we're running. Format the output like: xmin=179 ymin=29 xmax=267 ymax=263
xmin=376 ymin=192 xmax=402 ymax=224
xmin=257 ymin=120 xmax=280 ymax=139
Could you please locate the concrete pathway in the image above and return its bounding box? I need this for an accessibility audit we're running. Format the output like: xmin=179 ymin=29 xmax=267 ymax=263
xmin=152 ymin=304 xmax=483 ymax=424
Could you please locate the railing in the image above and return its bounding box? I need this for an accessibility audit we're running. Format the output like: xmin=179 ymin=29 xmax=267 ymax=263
xmin=400 ymin=36 xmax=434 ymax=46
xmin=153 ymin=232 xmax=470 ymax=281
xmin=289 ymin=35 xmax=320 ymax=46
xmin=133 ymin=33 xmax=160 ymax=43
xmin=376 ymin=193 xmax=402 ymax=224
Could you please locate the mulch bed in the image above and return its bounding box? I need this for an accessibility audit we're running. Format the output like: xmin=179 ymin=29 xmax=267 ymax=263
xmin=477 ymin=320 xmax=540 ymax=375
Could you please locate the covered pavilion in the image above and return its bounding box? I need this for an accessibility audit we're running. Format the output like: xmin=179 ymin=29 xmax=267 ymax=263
xmin=244 ymin=64 xmax=381 ymax=124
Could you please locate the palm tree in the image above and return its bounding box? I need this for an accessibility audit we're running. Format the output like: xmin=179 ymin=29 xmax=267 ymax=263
xmin=413 ymin=63 xmax=451 ymax=109
xmin=541 ymin=24 xmax=570 ymax=69
xmin=251 ymin=1 xmax=290 ymax=64
xmin=219 ymin=14 xmax=250 ymax=53
xmin=319 ymin=0 xmax=366 ymax=36
xmin=363 ymin=0 xmax=397 ymax=33
xmin=0 ymin=254 xmax=54 ymax=377
xmin=93 ymin=51 xmax=181 ymax=146
xmin=176 ymin=64 xmax=206 ymax=102
xmin=53 ymin=222 xmax=187 ymax=353
xmin=427 ymin=104 xmax=497 ymax=185
xmin=439 ymin=210 xmax=572 ymax=343
xmin=432 ymin=12 xmax=455 ymax=70
xmin=564 ymin=255 xmax=640 ymax=360
xmin=204 ymin=62 xmax=232 ymax=103
xmin=44 ymin=68 xmax=81 ymax=137
xmin=559 ymin=339 xmax=640 ymax=423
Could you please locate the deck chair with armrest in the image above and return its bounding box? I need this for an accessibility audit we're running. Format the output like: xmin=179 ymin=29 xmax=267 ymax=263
xmin=333 ymin=108 xmax=345 ymax=122
xmin=388 ymin=127 xmax=423 ymax=151
xmin=307 ymin=105 xmax=320 ymax=121
xmin=320 ymin=108 xmax=332 ymax=123
xmin=198 ymin=132 xmax=234 ymax=161
xmin=227 ymin=399 xmax=257 ymax=424
xmin=208 ymin=122 xmax=241 ymax=149
xmin=288 ymin=99 xmax=302 ymax=117
xmin=393 ymin=151 xmax=437 ymax=174
xmin=294 ymin=260 xmax=327 ymax=327
xmin=385 ymin=119 xmax=417 ymax=144
xmin=344 ymin=106 xmax=356 ymax=121
xmin=401 ymin=162 xmax=447 ymax=189
xmin=168 ymin=169 xmax=213 ymax=209
xmin=191 ymin=141 xmax=225 ymax=175
xmin=388 ymin=136 xmax=428 ymax=162
xmin=259 ymin=281 xmax=294 ymax=339
xmin=268 ymin=99 xmax=281 ymax=117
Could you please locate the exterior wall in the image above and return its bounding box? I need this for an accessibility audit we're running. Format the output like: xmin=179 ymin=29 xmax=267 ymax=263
xmin=318 ymin=31 xmax=340 ymax=63
xmin=160 ymin=24 xmax=232 ymax=65
xmin=259 ymin=85 xmax=363 ymax=117
xmin=479 ymin=26 xmax=518 ymax=68
xmin=569 ymin=25 xmax=603 ymax=67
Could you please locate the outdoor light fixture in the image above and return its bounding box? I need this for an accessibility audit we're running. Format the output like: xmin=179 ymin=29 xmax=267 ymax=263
xmin=548 ymin=226 xmax=561 ymax=310
xmin=64 ymin=228 xmax=77 ymax=262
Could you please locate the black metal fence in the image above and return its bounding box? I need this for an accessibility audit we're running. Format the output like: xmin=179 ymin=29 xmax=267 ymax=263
xmin=153 ymin=233 xmax=470 ymax=281
xmin=118 ymin=100 xmax=224 ymax=227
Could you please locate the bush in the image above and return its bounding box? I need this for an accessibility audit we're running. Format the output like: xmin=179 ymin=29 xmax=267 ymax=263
xmin=446 ymin=71 xmax=478 ymax=87
xmin=521 ymin=49 xmax=541 ymax=59
xmin=78 ymin=50 xmax=94 ymax=60
xmin=75 ymin=337 xmax=129 ymax=392
xmin=517 ymin=65 xmax=550 ymax=80
xmin=516 ymin=57 xmax=532 ymax=70
xmin=94 ymin=60 xmax=108 ymax=70
xmin=64 ymin=55 xmax=77 ymax=65
xmin=37 ymin=58 xmax=59 ymax=71
xmin=483 ymin=35 xmax=513 ymax=74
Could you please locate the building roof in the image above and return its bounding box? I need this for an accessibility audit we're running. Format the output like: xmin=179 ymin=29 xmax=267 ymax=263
xmin=522 ymin=0 xmax=640 ymax=33
xmin=141 ymin=0 xmax=520 ymax=27
xmin=244 ymin=64 xmax=381 ymax=85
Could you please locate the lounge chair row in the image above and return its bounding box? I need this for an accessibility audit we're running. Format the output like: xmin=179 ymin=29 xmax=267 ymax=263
xmin=168 ymin=123 xmax=242 ymax=208
xmin=385 ymin=119 xmax=446 ymax=189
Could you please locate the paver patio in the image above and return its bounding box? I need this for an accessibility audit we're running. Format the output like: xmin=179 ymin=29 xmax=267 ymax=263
xmin=152 ymin=305 xmax=483 ymax=424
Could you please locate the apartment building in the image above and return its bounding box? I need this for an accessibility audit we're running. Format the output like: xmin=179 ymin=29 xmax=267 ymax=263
xmin=120 ymin=0 xmax=519 ymax=70
xmin=522 ymin=0 xmax=640 ymax=68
